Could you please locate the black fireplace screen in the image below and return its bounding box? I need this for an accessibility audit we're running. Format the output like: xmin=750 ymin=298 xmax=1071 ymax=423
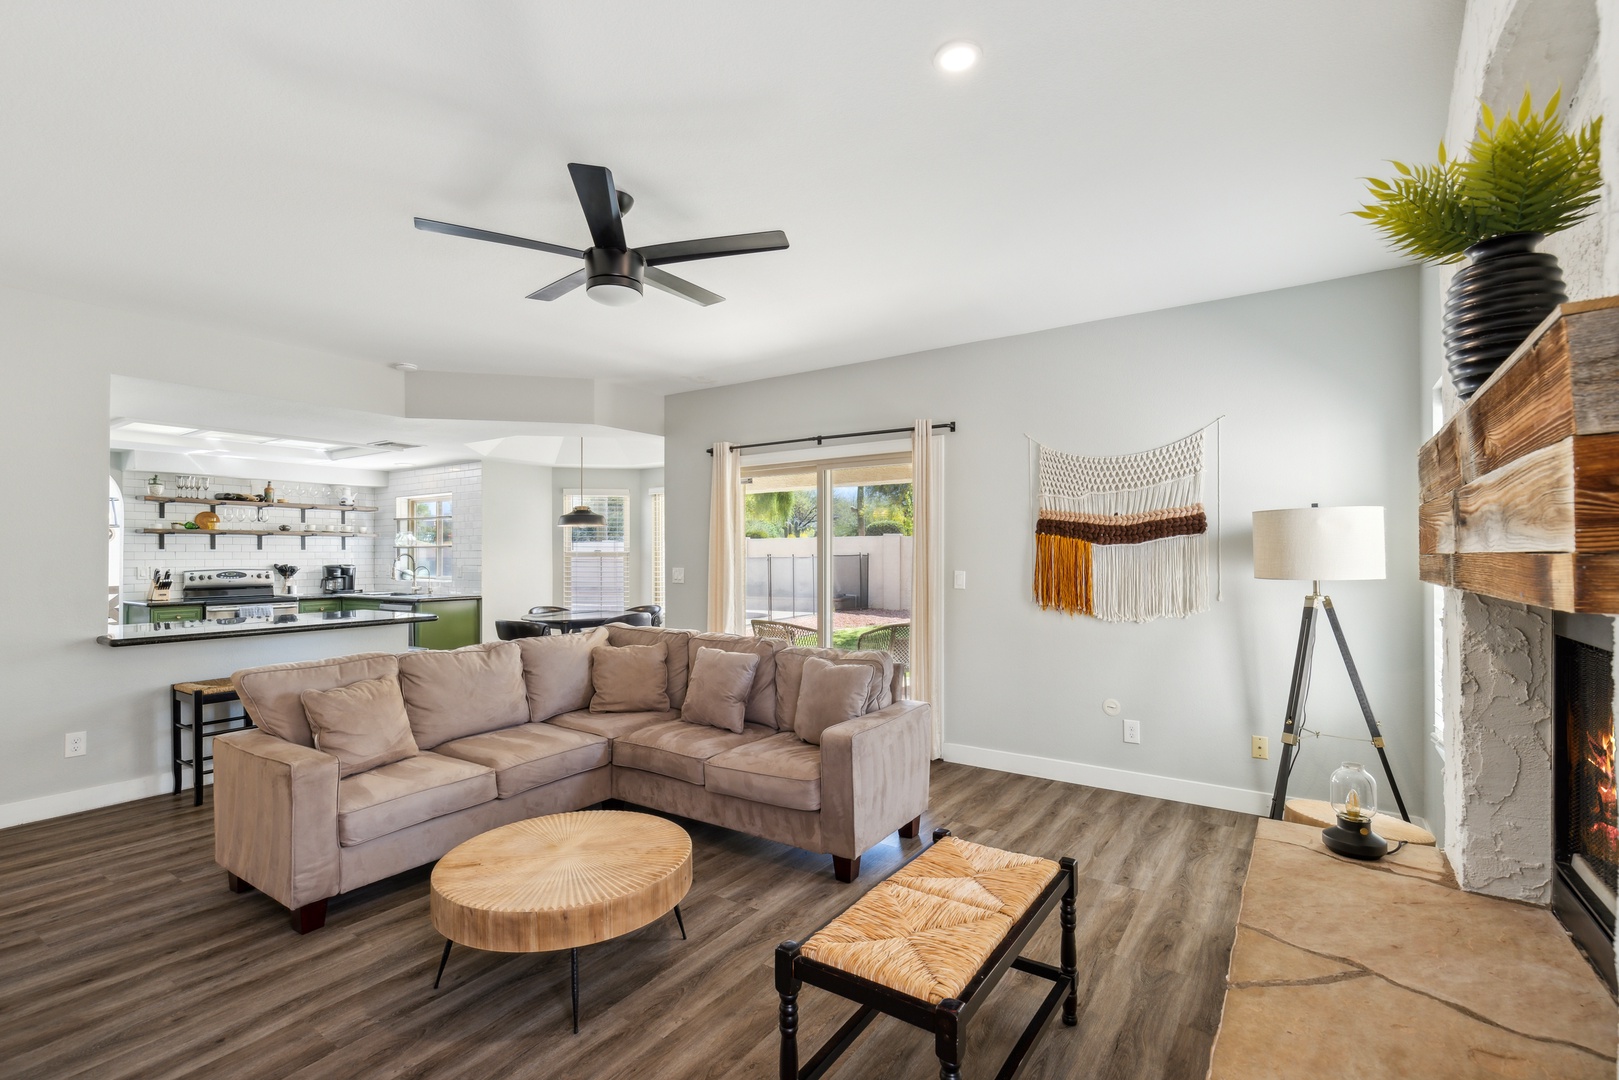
xmin=1556 ymin=637 xmax=1618 ymax=906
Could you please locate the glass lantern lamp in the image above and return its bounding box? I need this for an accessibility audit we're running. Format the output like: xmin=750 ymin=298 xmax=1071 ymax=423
xmin=1321 ymin=761 xmax=1389 ymax=859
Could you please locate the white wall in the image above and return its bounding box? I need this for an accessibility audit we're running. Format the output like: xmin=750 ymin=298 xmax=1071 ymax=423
xmin=480 ymin=459 xmax=554 ymax=640
xmin=666 ymin=270 xmax=1426 ymax=817
xmin=0 ymin=283 xmax=412 ymax=825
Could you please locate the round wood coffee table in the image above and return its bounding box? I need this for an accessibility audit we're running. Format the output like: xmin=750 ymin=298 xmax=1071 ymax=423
xmin=429 ymin=810 xmax=692 ymax=1032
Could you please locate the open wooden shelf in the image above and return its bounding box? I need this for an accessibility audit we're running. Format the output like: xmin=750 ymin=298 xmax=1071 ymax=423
xmin=143 ymin=495 xmax=378 ymax=513
xmin=141 ymin=527 xmax=377 ymax=551
xmin=1418 ymin=295 xmax=1619 ymax=613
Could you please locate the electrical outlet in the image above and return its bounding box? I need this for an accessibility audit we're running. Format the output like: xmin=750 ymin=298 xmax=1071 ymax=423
xmin=1252 ymin=736 xmax=1269 ymax=760
xmin=1122 ymin=719 xmax=1141 ymax=744
xmin=65 ymin=731 xmax=87 ymax=757
xmin=671 ymin=567 xmax=685 ymax=584
xmin=130 ymin=565 xmax=146 ymax=582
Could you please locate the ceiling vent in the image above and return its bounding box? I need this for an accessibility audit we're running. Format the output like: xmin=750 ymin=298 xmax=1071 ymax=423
xmin=326 ymin=440 xmax=422 ymax=461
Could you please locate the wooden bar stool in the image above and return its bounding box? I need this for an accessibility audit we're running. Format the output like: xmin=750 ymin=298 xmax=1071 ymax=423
xmin=171 ymin=678 xmax=254 ymax=806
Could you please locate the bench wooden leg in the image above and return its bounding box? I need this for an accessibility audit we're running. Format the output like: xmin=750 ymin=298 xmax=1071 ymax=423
xmin=898 ymin=815 xmax=920 ymax=839
xmin=226 ymin=872 xmax=253 ymax=894
xmin=291 ymin=899 xmax=328 ymax=934
xmin=776 ymin=942 xmax=802 ymax=1080
xmin=1061 ymin=856 xmax=1078 ymax=1025
xmin=935 ymin=999 xmax=964 ymax=1080
xmin=832 ymin=855 xmax=860 ymax=883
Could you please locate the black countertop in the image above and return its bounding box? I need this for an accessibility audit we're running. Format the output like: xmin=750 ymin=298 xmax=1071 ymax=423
xmin=99 ymin=609 xmax=437 ymax=647
xmin=123 ymin=592 xmax=481 ymax=607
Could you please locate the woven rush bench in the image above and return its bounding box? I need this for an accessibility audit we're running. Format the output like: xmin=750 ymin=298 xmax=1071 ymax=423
xmin=776 ymin=829 xmax=1077 ymax=1080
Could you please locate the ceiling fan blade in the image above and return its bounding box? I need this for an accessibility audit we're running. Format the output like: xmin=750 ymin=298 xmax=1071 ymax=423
xmin=639 ymin=230 xmax=789 ymax=266
xmin=526 ymin=268 xmax=588 ymax=301
xmin=645 ymin=266 xmax=725 ymax=306
xmin=568 ymin=163 xmax=627 ymax=251
xmin=414 ymin=218 xmax=584 ymax=259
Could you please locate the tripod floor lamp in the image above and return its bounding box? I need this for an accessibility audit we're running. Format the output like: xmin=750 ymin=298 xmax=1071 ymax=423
xmin=1253 ymin=505 xmax=1412 ymax=824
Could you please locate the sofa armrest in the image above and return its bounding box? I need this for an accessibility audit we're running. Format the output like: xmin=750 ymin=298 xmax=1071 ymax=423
xmin=213 ymin=730 xmax=341 ymax=911
xmin=819 ymin=699 xmax=932 ymax=860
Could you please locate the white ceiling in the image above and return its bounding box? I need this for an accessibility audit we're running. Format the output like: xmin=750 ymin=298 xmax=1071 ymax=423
xmin=3 ymin=2 xmax=1463 ymax=394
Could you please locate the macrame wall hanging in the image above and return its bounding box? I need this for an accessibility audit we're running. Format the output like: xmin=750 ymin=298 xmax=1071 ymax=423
xmin=1033 ymin=422 xmax=1219 ymax=623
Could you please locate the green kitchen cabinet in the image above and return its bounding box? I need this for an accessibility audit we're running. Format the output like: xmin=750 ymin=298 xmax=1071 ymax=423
xmin=125 ymin=603 xmax=206 ymax=623
xmin=340 ymin=597 xmax=386 ymax=612
xmin=413 ymin=598 xmax=481 ymax=650
xmin=299 ymin=598 xmax=342 ymax=613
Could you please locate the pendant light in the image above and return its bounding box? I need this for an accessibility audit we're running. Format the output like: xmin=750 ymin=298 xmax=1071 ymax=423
xmin=558 ymin=436 xmax=605 ymax=528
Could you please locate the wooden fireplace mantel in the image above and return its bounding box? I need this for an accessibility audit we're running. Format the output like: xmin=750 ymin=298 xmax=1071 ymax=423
xmin=1418 ymin=295 xmax=1619 ymax=613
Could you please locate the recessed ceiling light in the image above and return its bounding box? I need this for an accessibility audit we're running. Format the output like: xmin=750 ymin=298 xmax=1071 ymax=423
xmin=934 ymin=41 xmax=980 ymax=73
xmin=392 ymin=362 xmax=419 ymax=372
xmin=194 ymin=430 xmax=274 ymax=443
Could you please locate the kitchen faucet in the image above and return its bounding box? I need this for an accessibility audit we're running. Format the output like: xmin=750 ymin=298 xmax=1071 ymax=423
xmin=397 ymin=554 xmax=421 ymax=592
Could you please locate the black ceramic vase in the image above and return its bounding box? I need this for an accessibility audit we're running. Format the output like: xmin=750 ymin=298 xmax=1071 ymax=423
xmin=1443 ymin=232 xmax=1567 ymax=399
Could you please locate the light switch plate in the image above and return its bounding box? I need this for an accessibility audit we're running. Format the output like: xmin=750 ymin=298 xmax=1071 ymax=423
xmin=953 ymin=570 xmax=966 ymax=589
xmin=671 ymin=567 xmax=685 ymax=584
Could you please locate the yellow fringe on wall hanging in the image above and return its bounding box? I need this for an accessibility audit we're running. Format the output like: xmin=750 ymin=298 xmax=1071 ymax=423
xmin=1034 ymin=532 xmax=1093 ymax=615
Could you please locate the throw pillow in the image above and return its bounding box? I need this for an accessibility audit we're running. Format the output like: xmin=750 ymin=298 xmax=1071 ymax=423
xmin=590 ymin=642 xmax=671 ymax=713
xmin=299 ymin=675 xmax=419 ymax=777
xmin=515 ymin=626 xmax=609 ymax=721
xmin=793 ymin=656 xmax=871 ymax=744
xmin=681 ymin=647 xmax=761 ymax=733
xmin=397 ymin=641 xmax=527 ymax=749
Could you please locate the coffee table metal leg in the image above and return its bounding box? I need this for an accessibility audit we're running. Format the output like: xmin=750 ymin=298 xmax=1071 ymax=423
xmin=571 ymin=947 xmax=580 ymax=1034
xmin=433 ymin=939 xmax=452 ymax=989
xmin=673 ymin=904 xmax=687 ymax=941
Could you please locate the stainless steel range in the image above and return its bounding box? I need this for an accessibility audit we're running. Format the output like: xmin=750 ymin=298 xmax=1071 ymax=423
xmin=180 ymin=569 xmax=298 ymax=620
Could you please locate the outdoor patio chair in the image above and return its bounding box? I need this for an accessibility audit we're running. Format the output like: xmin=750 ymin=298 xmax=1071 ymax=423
xmin=854 ymin=623 xmax=911 ymax=691
xmin=751 ymin=618 xmax=818 ymax=647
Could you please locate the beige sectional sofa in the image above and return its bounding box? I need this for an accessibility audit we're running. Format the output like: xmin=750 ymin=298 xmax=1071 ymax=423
xmin=214 ymin=624 xmax=931 ymax=932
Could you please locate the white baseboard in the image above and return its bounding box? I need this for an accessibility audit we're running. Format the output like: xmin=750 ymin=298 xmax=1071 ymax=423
xmin=941 ymin=742 xmax=1271 ymax=816
xmin=0 ymin=773 xmax=177 ymax=830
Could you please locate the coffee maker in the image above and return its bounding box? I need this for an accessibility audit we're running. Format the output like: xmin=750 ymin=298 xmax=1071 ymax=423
xmin=322 ymin=564 xmax=356 ymax=594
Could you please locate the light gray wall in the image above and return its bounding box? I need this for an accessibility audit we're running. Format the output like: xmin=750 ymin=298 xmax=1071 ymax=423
xmin=0 ymin=283 xmax=411 ymax=826
xmin=551 ymin=467 xmax=665 ymax=607
xmin=665 ymin=269 xmax=1427 ymax=818
xmin=481 ymin=459 xmax=555 ymax=638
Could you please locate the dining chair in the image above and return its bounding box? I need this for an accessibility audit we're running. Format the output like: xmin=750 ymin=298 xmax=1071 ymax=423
xmin=626 ymin=603 xmax=664 ymax=627
xmin=496 ymin=620 xmax=551 ymax=640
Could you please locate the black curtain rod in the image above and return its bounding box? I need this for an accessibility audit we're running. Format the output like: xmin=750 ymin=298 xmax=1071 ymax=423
xmin=705 ymin=421 xmax=957 ymax=455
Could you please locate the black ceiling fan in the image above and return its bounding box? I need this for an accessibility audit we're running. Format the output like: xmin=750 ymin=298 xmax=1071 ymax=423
xmin=414 ymin=162 xmax=788 ymax=307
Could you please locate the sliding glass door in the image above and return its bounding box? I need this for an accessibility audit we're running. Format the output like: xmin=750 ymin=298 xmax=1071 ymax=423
xmin=742 ymin=455 xmax=913 ymax=686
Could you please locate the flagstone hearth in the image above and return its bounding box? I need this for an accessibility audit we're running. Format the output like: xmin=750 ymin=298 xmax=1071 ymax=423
xmin=1207 ymin=819 xmax=1616 ymax=1079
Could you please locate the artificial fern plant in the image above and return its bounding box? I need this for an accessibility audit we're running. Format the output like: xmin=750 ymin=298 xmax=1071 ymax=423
xmin=1355 ymin=89 xmax=1603 ymax=264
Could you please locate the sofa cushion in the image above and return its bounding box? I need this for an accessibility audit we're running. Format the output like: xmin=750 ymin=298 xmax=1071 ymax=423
xmin=233 ymin=652 xmax=399 ymax=747
xmin=705 ymin=732 xmax=822 ymax=812
xmin=515 ymin=627 xmax=609 ymax=722
xmin=433 ymin=723 xmax=610 ymax=799
xmin=299 ymin=675 xmax=418 ymax=778
xmin=776 ymin=648 xmax=894 ymax=732
xmin=681 ymin=647 xmax=761 ymax=734
xmin=549 ymin=708 xmax=680 ymax=740
xmin=612 ymin=720 xmax=775 ymax=786
xmin=397 ymin=642 xmax=527 ymax=749
xmin=605 ymin=625 xmax=695 ymax=709
xmin=590 ymin=642 xmax=670 ymax=713
xmin=794 ymin=657 xmax=872 ymax=745
xmin=336 ymin=752 xmax=495 ymax=846
xmin=690 ymin=633 xmax=783 ymax=728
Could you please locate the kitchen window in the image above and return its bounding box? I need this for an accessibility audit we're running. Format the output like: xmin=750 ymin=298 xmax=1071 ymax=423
xmin=563 ymin=489 xmax=628 ymax=610
xmin=395 ymin=494 xmax=453 ymax=583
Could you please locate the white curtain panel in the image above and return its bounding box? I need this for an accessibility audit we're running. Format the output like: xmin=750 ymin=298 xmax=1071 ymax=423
xmin=707 ymin=441 xmax=744 ymax=634
xmin=912 ymin=420 xmax=946 ymax=758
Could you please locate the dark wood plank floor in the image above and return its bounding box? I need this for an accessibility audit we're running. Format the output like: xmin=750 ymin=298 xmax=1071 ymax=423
xmin=0 ymin=762 xmax=1255 ymax=1080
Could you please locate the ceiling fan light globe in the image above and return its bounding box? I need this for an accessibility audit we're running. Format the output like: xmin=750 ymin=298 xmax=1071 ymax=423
xmin=586 ymin=280 xmax=642 ymax=307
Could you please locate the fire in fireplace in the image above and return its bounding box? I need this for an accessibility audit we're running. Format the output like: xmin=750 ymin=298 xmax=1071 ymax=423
xmin=1554 ymin=632 xmax=1617 ymax=990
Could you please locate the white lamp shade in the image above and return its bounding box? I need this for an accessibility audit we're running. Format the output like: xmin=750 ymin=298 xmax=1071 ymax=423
xmin=1252 ymin=506 xmax=1385 ymax=581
